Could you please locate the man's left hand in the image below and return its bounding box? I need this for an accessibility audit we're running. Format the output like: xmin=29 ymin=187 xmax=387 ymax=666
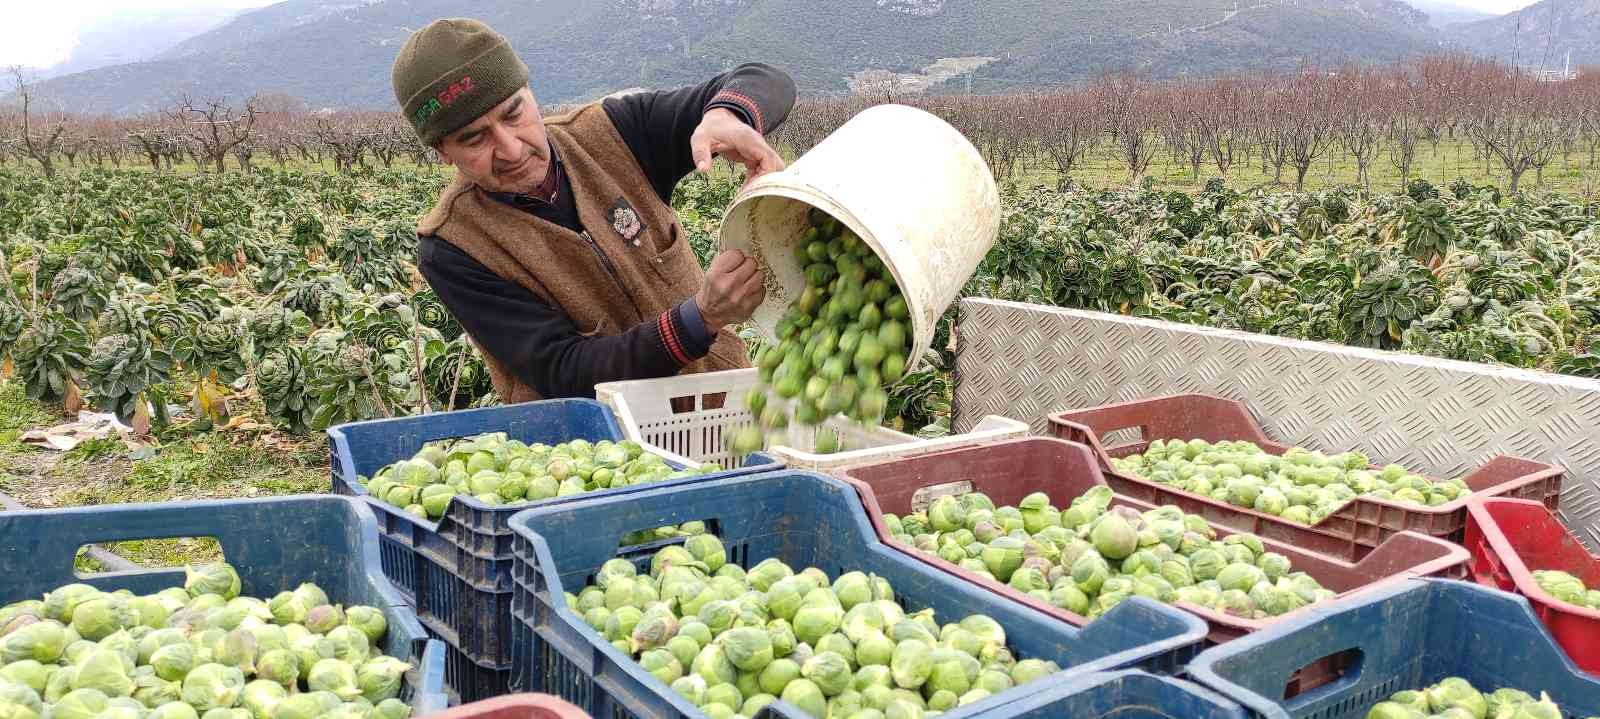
xmin=691 ymin=108 xmax=785 ymax=190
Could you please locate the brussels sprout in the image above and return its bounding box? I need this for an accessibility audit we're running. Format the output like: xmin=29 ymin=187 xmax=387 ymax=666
xmin=1417 ymin=677 xmax=1487 ymax=718
xmin=43 ymin=586 xmax=101 ymax=624
xmin=670 ymin=674 xmax=708 ymax=705
xmin=927 ymin=496 xmax=967 ymax=533
xmin=979 ymin=538 xmax=1025 ymax=583
xmin=833 ymin=573 xmax=875 ymax=611
xmin=69 ymin=648 xmax=133 ymax=697
xmin=720 ymin=627 xmax=774 ymax=673
xmin=742 ymin=692 xmax=777 ymax=717
xmin=1257 ymin=553 xmax=1293 ymax=583
xmin=781 ymin=678 xmax=828 ymax=719
xmin=371 ymin=699 xmax=410 ymax=719
xmin=51 ymin=688 xmax=109 ymax=719
xmin=640 ymin=648 xmax=684 ymax=684
xmin=213 ymin=629 xmax=258 ymax=674
xmin=889 ymin=640 xmax=932 ymax=690
xmin=148 ymin=702 xmax=201 ymax=719
xmin=800 ymin=650 xmax=851 ymax=697
xmin=267 ymin=593 xmax=310 ymax=626
xmin=1089 ymin=514 xmax=1138 ymax=561
xmin=304 ymin=605 xmax=347 ymax=635
xmin=793 ymin=604 xmax=843 ymax=647
xmin=685 ymin=535 xmax=727 ymax=572
xmin=149 ymin=642 xmax=196 ymax=682
xmin=272 ymin=693 xmax=330 ymax=719
xmin=0 ymin=680 xmax=40 ymax=717
xmin=0 ymin=661 xmax=47 ymax=696
xmin=67 ymin=597 xmax=138 ymax=642
xmin=238 ymin=679 xmax=287 ymax=719
xmin=1216 ymin=564 xmax=1266 ymax=593
xmin=355 ymin=656 xmax=409 ymax=703
xmin=343 ymin=607 xmax=388 ymax=644
xmin=131 ymin=672 xmax=181 ymax=708
xmin=184 ymin=564 xmax=242 ymax=601
xmin=181 ymin=663 xmax=246 ymax=711
xmin=691 ymin=643 xmax=737 ymax=687
xmin=2 ymin=621 xmax=67 ymax=665
xmin=306 ymin=658 xmax=362 ymax=701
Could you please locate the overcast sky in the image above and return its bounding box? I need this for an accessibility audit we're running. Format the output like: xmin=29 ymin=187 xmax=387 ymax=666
xmin=0 ymin=0 xmax=278 ymax=68
xmin=0 ymin=0 xmax=1549 ymax=70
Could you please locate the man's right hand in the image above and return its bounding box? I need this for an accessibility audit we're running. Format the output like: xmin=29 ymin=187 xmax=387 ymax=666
xmin=696 ymin=249 xmax=766 ymax=330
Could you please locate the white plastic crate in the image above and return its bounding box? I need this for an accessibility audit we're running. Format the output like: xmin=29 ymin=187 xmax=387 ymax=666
xmin=595 ymin=368 xmax=1030 ymax=472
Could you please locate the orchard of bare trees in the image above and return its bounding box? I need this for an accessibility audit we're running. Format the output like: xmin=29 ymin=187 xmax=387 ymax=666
xmin=5 ymin=53 xmax=1599 ymax=193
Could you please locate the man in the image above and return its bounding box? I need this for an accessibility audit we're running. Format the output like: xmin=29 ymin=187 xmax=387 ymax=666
xmin=391 ymin=18 xmax=796 ymax=402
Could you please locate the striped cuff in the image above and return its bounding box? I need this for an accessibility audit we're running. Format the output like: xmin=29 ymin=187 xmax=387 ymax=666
xmin=657 ymin=301 xmax=712 ymax=367
xmin=707 ymin=90 xmax=766 ymax=134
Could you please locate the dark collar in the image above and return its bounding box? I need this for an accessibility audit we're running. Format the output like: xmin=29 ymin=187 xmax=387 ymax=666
xmin=487 ymin=142 xmax=563 ymax=208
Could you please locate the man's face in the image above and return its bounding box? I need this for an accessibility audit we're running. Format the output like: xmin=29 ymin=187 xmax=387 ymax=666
xmin=435 ymin=88 xmax=551 ymax=194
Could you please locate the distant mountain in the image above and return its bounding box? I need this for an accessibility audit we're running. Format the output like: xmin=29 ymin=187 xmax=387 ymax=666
xmin=158 ymin=1 xmax=374 ymax=60
xmin=1447 ymin=0 xmax=1600 ymax=68
xmin=25 ymin=0 xmax=1442 ymax=116
xmin=1405 ymin=0 xmax=1498 ymax=27
xmin=31 ymin=6 xmax=244 ymax=80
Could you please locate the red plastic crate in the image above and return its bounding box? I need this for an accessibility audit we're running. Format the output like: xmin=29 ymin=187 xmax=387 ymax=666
xmin=1049 ymin=393 xmax=1564 ymax=562
xmin=836 ymin=437 xmax=1470 ymax=652
xmin=1464 ymin=497 xmax=1600 ymax=676
xmin=427 ymin=694 xmax=592 ymax=719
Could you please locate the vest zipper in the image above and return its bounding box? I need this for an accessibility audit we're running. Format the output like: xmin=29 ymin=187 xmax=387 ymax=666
xmin=579 ymin=229 xmax=645 ymax=322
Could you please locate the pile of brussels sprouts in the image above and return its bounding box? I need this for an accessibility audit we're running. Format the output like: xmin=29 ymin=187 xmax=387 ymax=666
xmin=1532 ymin=570 xmax=1600 ymax=611
xmin=0 ymin=563 xmax=412 ymax=719
xmin=360 ymin=433 xmax=719 ymax=519
xmin=884 ymin=486 xmax=1338 ymax=621
xmin=565 ymin=536 xmax=1056 ymax=719
xmin=1110 ymin=439 xmax=1472 ymax=525
xmin=1365 ymin=677 xmax=1595 ymax=719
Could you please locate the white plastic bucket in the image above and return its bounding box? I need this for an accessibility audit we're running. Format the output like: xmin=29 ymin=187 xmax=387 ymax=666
xmin=718 ymin=104 xmax=1001 ymax=369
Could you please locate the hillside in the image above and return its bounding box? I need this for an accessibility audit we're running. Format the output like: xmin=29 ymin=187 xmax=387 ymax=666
xmin=27 ymin=0 xmax=1439 ymax=116
xmin=1405 ymin=0 xmax=1497 ymax=27
xmin=1447 ymin=0 xmax=1600 ymax=67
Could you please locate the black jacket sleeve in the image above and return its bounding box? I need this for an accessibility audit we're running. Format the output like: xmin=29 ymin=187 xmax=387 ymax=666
xmin=603 ymin=63 xmax=798 ymax=204
xmin=416 ymin=236 xmax=713 ymax=399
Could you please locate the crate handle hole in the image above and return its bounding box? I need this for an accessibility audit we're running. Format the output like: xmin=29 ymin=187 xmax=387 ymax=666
xmin=74 ymin=537 xmax=223 ymax=576
xmin=1284 ymin=647 xmax=1364 ymax=701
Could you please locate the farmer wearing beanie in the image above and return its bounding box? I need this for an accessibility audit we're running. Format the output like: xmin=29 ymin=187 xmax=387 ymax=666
xmin=394 ymin=18 xmax=796 ymax=402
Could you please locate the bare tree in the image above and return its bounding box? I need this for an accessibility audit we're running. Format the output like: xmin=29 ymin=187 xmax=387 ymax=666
xmin=7 ymin=65 xmax=66 ymax=177
xmin=1282 ymin=70 xmax=1339 ymax=190
xmin=169 ymin=94 xmax=260 ymax=173
xmin=1033 ymin=90 xmax=1100 ymax=189
xmin=1462 ymin=60 xmax=1570 ymax=193
xmin=1333 ymin=66 xmax=1385 ymax=190
xmin=1094 ymin=73 xmax=1161 ymax=181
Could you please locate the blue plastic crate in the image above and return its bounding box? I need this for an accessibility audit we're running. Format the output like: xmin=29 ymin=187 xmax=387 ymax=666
xmin=420 ymin=620 xmax=513 ymax=706
xmin=507 ymin=470 xmax=1211 ymax=719
xmin=911 ymin=670 xmax=1247 ymax=719
xmin=328 ymin=398 xmax=781 ymax=676
xmin=1187 ymin=579 xmax=1600 ymax=719
xmin=0 ymin=495 xmax=448 ymax=715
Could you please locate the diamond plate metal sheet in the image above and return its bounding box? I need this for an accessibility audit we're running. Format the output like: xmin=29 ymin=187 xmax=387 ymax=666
xmin=951 ymin=298 xmax=1600 ymax=550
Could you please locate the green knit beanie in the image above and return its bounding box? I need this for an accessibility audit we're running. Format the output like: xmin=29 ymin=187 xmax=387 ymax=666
xmin=391 ymin=18 xmax=529 ymax=146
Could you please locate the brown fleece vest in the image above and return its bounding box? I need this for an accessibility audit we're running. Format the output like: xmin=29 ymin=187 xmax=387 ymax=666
xmin=418 ymin=103 xmax=749 ymax=403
